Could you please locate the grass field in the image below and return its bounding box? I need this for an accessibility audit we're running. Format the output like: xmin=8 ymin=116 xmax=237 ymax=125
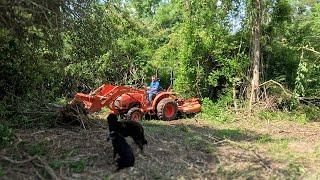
xmin=1 ymin=112 xmax=320 ymax=179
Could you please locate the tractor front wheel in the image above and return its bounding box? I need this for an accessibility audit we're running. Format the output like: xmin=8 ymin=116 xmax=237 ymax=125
xmin=157 ymin=98 xmax=178 ymax=121
xmin=126 ymin=107 xmax=143 ymax=121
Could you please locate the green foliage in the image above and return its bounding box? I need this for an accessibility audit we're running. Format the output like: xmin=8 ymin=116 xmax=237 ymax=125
xmin=49 ymin=160 xmax=63 ymax=170
xmin=294 ymin=55 xmax=308 ymax=97
xmin=0 ymin=123 xmax=13 ymax=150
xmin=258 ymin=110 xmax=309 ymax=124
xmin=147 ymin=0 xmax=250 ymax=98
xmin=50 ymin=159 xmax=86 ymax=173
xmin=55 ymin=98 xmax=68 ymax=106
xmin=263 ymin=0 xmax=320 ymax=97
xmin=257 ymin=134 xmax=273 ymax=143
xmin=315 ymin=142 xmax=320 ymax=158
xmin=0 ymin=166 xmax=4 ymax=177
xmin=200 ymin=92 xmax=234 ymax=123
xmin=69 ymin=160 xmax=86 ymax=173
xmin=296 ymin=105 xmax=320 ymax=122
xmin=213 ymin=129 xmax=247 ymax=140
xmin=1 ymin=0 xmax=320 ymax=128
xmin=284 ymin=163 xmax=306 ymax=178
xmin=289 ymin=95 xmax=300 ymax=110
xmin=61 ymin=149 xmax=80 ymax=160
xmin=0 ymin=1 xmax=64 ymax=98
xmin=201 ymin=98 xmax=224 ymax=121
xmin=26 ymin=142 xmax=47 ymax=156
xmin=1 ymin=95 xmax=57 ymax=128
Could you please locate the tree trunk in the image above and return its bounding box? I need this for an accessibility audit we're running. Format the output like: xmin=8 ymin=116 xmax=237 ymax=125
xmin=249 ymin=0 xmax=262 ymax=111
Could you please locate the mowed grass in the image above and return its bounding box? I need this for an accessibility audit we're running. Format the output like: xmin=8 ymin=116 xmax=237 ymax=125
xmin=199 ymin=111 xmax=320 ymax=179
xmin=1 ymin=112 xmax=320 ymax=179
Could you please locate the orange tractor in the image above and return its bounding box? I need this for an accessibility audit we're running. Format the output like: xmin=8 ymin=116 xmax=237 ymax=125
xmin=68 ymin=69 xmax=201 ymax=121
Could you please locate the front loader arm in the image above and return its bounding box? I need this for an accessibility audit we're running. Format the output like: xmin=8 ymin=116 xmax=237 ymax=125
xmin=73 ymin=84 xmax=146 ymax=114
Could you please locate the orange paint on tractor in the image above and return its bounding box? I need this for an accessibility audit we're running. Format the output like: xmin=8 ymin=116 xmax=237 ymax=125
xmin=71 ymin=83 xmax=201 ymax=121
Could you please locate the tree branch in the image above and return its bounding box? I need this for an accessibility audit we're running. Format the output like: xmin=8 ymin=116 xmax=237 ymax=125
xmin=302 ymin=47 xmax=320 ymax=56
xmin=258 ymin=80 xmax=292 ymax=97
xmin=0 ymin=155 xmax=37 ymax=164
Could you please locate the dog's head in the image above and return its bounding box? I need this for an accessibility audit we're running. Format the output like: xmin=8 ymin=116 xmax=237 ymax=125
xmin=107 ymin=113 xmax=118 ymax=125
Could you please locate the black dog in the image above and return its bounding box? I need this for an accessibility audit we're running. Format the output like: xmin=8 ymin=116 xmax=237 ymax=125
xmin=107 ymin=113 xmax=148 ymax=151
xmin=108 ymin=131 xmax=135 ymax=171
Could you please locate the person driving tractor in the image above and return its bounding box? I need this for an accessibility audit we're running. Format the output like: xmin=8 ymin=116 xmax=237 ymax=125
xmin=147 ymin=75 xmax=160 ymax=103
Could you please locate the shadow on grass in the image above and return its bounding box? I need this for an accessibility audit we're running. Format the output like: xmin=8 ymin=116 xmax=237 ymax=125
xmin=140 ymin=121 xmax=301 ymax=179
xmin=144 ymin=122 xmax=271 ymax=143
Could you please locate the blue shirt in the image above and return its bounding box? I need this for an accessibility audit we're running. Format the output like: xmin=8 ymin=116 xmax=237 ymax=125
xmin=148 ymin=81 xmax=160 ymax=94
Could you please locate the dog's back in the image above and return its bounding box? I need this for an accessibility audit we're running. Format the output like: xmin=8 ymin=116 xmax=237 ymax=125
xmin=119 ymin=120 xmax=148 ymax=150
xmin=107 ymin=113 xmax=147 ymax=151
xmin=109 ymin=131 xmax=135 ymax=170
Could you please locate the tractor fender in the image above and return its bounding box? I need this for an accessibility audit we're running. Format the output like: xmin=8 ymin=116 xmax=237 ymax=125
xmin=151 ymin=92 xmax=177 ymax=111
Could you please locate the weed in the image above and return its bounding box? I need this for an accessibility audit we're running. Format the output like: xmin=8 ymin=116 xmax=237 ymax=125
xmin=258 ymin=110 xmax=309 ymax=124
xmin=214 ymin=129 xmax=246 ymax=140
xmin=55 ymin=97 xmax=68 ymax=105
xmin=258 ymin=110 xmax=278 ymax=121
xmin=272 ymin=139 xmax=290 ymax=151
xmin=297 ymin=105 xmax=320 ymax=122
xmin=49 ymin=160 xmax=63 ymax=169
xmin=69 ymin=159 xmax=85 ymax=173
xmin=61 ymin=149 xmax=79 ymax=159
xmin=257 ymin=134 xmax=273 ymax=143
xmin=0 ymin=166 xmax=4 ymax=177
xmin=200 ymin=98 xmax=234 ymax=123
xmin=26 ymin=142 xmax=47 ymax=156
xmin=0 ymin=123 xmax=13 ymax=150
xmin=179 ymin=125 xmax=190 ymax=132
xmin=314 ymin=142 xmax=320 ymax=158
xmin=283 ymin=162 xmax=305 ymax=178
xmin=49 ymin=158 xmax=89 ymax=174
xmin=263 ymin=138 xmax=291 ymax=160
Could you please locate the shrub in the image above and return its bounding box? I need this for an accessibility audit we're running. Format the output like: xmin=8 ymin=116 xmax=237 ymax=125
xmin=258 ymin=110 xmax=309 ymax=124
xmin=296 ymin=105 xmax=320 ymax=122
xmin=0 ymin=123 xmax=14 ymax=150
xmin=69 ymin=160 xmax=86 ymax=173
xmin=200 ymin=93 xmax=234 ymax=123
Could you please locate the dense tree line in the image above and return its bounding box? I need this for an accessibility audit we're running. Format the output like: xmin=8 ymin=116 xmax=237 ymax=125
xmin=0 ymin=0 xmax=319 ymax=127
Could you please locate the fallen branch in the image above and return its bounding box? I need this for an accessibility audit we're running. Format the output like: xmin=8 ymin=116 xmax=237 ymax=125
xmin=258 ymin=80 xmax=292 ymax=98
xmin=36 ymin=170 xmax=45 ymax=180
xmin=299 ymin=97 xmax=320 ymax=107
xmin=0 ymin=155 xmax=60 ymax=180
xmin=252 ymin=149 xmax=272 ymax=170
xmin=0 ymin=155 xmax=37 ymax=164
xmin=257 ymin=80 xmax=320 ymax=107
xmin=301 ymin=47 xmax=320 ymax=56
xmin=33 ymin=156 xmax=60 ymax=180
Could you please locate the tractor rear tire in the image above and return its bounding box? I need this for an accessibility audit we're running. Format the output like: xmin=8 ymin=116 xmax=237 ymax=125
xmin=157 ymin=98 xmax=178 ymax=121
xmin=126 ymin=107 xmax=143 ymax=122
